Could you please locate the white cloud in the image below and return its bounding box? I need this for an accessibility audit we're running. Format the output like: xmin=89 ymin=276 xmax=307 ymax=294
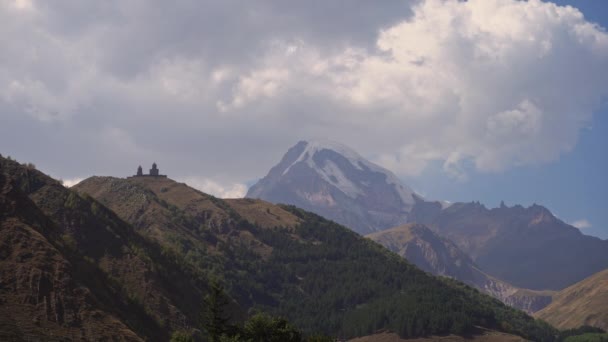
xmin=0 ymin=0 xmax=607 ymax=185
xmin=62 ymin=177 xmax=83 ymax=188
xmin=10 ymin=0 xmax=34 ymax=11
xmin=220 ymin=0 xmax=608 ymax=177
xmin=572 ymin=219 xmax=592 ymax=229
xmin=180 ymin=177 xmax=247 ymax=199
xmin=218 ymin=67 xmax=290 ymax=111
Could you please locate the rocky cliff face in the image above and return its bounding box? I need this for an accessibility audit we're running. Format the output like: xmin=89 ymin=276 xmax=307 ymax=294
xmin=409 ymin=200 xmax=608 ymax=291
xmin=367 ymin=224 xmax=554 ymax=313
xmin=247 ymin=140 xmax=418 ymax=235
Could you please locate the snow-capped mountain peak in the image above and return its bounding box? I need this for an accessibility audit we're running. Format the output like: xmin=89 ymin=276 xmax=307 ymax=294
xmin=283 ymin=140 xmax=417 ymax=205
xmin=247 ymin=140 xmax=420 ymax=234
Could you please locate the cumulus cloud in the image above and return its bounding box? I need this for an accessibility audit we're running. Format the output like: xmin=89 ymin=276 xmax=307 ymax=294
xmin=219 ymin=0 xmax=608 ymax=177
xmin=572 ymin=219 xmax=592 ymax=229
xmin=0 ymin=0 xmax=606 ymax=186
xmin=180 ymin=177 xmax=247 ymax=199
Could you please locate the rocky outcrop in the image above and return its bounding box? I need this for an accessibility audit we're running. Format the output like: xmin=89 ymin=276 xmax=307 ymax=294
xmin=368 ymin=224 xmax=554 ymax=313
xmin=409 ymin=200 xmax=608 ymax=291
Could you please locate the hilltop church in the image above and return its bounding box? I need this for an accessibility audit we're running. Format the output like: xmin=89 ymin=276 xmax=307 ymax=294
xmin=130 ymin=163 xmax=167 ymax=178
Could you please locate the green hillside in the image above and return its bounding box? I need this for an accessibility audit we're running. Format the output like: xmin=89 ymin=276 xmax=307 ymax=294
xmin=0 ymin=156 xmax=211 ymax=341
xmin=75 ymin=175 xmax=558 ymax=340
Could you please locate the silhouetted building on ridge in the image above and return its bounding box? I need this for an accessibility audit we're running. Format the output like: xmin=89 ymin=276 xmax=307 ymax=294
xmin=129 ymin=163 xmax=167 ymax=178
xmin=150 ymin=162 xmax=159 ymax=176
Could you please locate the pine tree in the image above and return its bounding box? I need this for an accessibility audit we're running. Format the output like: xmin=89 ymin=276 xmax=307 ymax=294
xmin=201 ymin=279 xmax=231 ymax=342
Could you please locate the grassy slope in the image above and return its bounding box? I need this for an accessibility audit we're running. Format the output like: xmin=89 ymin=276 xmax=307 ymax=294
xmin=0 ymin=156 xmax=209 ymax=341
xmin=75 ymin=176 xmax=557 ymax=340
xmin=536 ymin=269 xmax=608 ymax=330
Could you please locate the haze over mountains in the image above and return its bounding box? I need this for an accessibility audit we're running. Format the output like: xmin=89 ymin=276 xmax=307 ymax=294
xmin=367 ymin=224 xmax=553 ymax=313
xmin=248 ymin=140 xmax=608 ymax=312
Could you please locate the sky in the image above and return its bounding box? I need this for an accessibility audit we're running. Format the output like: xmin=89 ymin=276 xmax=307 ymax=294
xmin=1 ymin=0 xmax=607 ymax=238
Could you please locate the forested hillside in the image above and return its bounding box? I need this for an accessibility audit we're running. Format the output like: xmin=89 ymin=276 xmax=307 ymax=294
xmin=76 ymin=175 xmax=558 ymax=340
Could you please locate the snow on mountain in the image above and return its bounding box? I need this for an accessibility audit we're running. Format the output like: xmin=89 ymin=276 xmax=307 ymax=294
xmin=247 ymin=140 xmax=420 ymax=234
xmin=282 ymin=139 xmax=416 ymax=204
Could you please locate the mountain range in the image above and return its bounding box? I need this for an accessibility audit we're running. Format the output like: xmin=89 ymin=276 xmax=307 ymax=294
xmin=367 ymin=224 xmax=553 ymax=313
xmin=409 ymin=200 xmax=608 ymax=291
xmin=248 ymin=140 xmax=608 ymax=315
xmin=0 ymin=154 xmax=559 ymax=340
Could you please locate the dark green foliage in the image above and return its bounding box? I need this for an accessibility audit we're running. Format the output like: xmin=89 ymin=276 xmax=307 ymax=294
xmin=198 ymin=284 xmax=313 ymax=342
xmin=178 ymin=202 xmax=557 ymax=340
xmin=563 ymin=333 xmax=608 ymax=342
xmin=242 ymin=313 xmax=302 ymax=342
xmin=201 ymin=280 xmax=234 ymax=342
xmin=559 ymin=326 xmax=608 ymax=342
xmin=170 ymin=330 xmax=195 ymax=342
xmin=68 ymin=173 xmax=559 ymax=341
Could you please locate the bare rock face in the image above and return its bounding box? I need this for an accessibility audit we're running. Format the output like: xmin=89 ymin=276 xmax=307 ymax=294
xmin=367 ymin=224 xmax=554 ymax=313
xmin=247 ymin=140 xmax=418 ymax=235
xmin=409 ymin=200 xmax=608 ymax=291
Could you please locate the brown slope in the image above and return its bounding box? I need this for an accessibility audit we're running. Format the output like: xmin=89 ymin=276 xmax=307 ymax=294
xmin=409 ymin=201 xmax=608 ymax=291
xmin=535 ymin=268 xmax=608 ymax=330
xmin=74 ymin=175 xmax=557 ymax=341
xmin=0 ymin=159 xmax=143 ymax=340
xmin=0 ymin=156 xmax=207 ymax=341
xmin=73 ymin=176 xmax=301 ymax=264
xmin=0 ymin=219 xmax=142 ymax=341
xmin=367 ymin=224 xmax=554 ymax=313
xmin=74 ymin=176 xmax=306 ymax=312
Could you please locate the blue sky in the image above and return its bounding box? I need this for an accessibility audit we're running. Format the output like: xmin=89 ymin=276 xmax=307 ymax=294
xmin=404 ymin=0 xmax=608 ymax=239
xmin=0 ymin=0 xmax=607 ymax=238
xmin=404 ymin=113 xmax=608 ymax=238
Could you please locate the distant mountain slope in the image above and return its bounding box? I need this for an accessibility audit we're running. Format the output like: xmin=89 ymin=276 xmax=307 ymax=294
xmin=535 ymin=269 xmax=608 ymax=330
xmin=247 ymin=140 xmax=418 ymax=235
xmin=367 ymin=224 xmax=553 ymax=313
xmin=248 ymin=141 xmax=608 ymax=293
xmin=409 ymin=201 xmax=608 ymax=291
xmin=0 ymin=156 xmax=210 ymax=341
xmin=75 ymin=175 xmax=556 ymax=340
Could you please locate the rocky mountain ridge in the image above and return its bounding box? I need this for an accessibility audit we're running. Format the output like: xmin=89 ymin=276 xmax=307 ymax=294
xmin=250 ymin=141 xmax=608 ymax=293
xmin=409 ymin=200 xmax=608 ymax=291
xmin=367 ymin=224 xmax=553 ymax=313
